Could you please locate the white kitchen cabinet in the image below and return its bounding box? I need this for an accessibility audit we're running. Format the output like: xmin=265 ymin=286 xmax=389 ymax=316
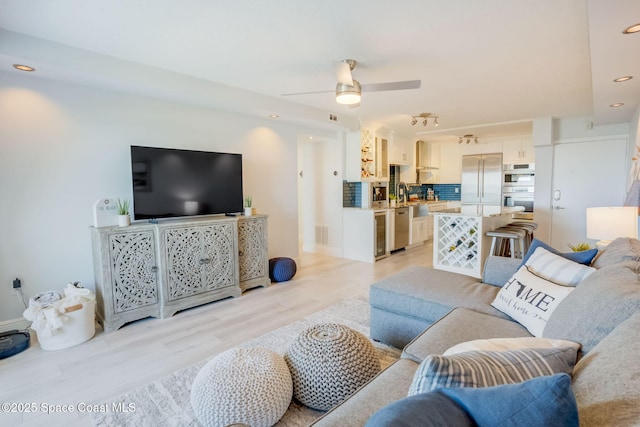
xmin=376 ymin=137 xmax=389 ymax=179
xmin=411 ymin=216 xmax=429 ymax=244
xmin=419 ymin=142 xmax=440 ymax=184
xmin=439 ymin=143 xmax=462 ymax=184
xmin=503 ymin=138 xmax=535 ymax=164
xmin=389 ymin=135 xmax=411 ymax=165
xmin=460 ymin=141 xmax=504 ymax=156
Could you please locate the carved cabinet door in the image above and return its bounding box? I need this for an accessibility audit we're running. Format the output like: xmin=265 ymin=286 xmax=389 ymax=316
xmin=238 ymin=216 xmax=268 ymax=282
xmin=108 ymin=230 xmax=159 ymax=313
xmin=163 ymin=223 xmax=236 ymax=300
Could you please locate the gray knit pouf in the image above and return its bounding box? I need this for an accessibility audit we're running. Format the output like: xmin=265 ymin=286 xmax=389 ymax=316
xmin=284 ymin=323 xmax=381 ymax=411
xmin=190 ymin=347 xmax=293 ymax=427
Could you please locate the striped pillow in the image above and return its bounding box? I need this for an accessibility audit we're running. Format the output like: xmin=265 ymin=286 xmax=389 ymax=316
xmin=407 ymin=347 xmax=578 ymax=396
xmin=525 ymin=247 xmax=596 ymax=286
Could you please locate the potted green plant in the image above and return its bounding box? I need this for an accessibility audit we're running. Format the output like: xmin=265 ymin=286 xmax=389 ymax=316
xmin=117 ymin=199 xmax=131 ymax=226
xmin=244 ymin=196 xmax=254 ymax=216
xmin=389 ymin=194 xmax=397 ymax=208
xmin=568 ymin=242 xmax=592 ymax=252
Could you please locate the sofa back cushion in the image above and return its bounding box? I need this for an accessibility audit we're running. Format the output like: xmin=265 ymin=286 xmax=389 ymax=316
xmin=543 ymin=262 xmax=640 ymax=354
xmin=592 ymin=237 xmax=640 ymax=269
xmin=572 ymin=312 xmax=640 ymax=427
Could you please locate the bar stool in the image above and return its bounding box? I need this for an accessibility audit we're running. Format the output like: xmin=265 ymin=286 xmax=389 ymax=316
xmin=486 ymin=226 xmax=528 ymax=258
xmin=509 ymin=222 xmax=538 ymax=253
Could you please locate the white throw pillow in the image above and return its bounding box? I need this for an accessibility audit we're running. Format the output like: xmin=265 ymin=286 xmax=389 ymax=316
xmin=491 ymin=266 xmax=574 ymax=337
xmin=443 ymin=337 xmax=581 ymax=356
xmin=525 ymin=247 xmax=596 ymax=286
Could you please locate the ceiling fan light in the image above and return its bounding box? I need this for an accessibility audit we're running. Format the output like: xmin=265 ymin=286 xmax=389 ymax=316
xmin=434 ymin=117 xmax=439 ymax=126
xmin=336 ymin=80 xmax=361 ymax=105
xmin=423 ymin=119 xmax=428 ymax=126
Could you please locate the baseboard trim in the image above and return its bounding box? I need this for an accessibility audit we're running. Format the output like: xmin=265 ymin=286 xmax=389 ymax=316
xmin=0 ymin=317 xmax=30 ymax=333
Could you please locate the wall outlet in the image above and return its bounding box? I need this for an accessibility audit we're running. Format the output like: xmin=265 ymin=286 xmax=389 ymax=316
xmin=455 ymin=187 xmax=459 ymax=193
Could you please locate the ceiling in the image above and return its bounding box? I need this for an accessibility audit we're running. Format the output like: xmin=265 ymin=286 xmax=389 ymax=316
xmin=0 ymin=0 xmax=638 ymax=142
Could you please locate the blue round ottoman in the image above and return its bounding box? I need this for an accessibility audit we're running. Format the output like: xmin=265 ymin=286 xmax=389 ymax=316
xmin=269 ymin=257 xmax=297 ymax=282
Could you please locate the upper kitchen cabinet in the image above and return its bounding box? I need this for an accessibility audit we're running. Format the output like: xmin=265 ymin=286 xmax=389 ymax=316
xmin=439 ymin=143 xmax=462 ymax=184
xmin=345 ymin=129 xmax=389 ymax=181
xmin=502 ymin=138 xmax=535 ymax=164
xmin=417 ymin=140 xmax=440 ymax=184
xmin=460 ymin=141 xmax=504 ymax=155
xmin=388 ymin=135 xmax=411 ymax=166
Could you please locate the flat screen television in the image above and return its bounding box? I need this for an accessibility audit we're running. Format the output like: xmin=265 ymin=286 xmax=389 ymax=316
xmin=130 ymin=145 xmax=243 ymax=220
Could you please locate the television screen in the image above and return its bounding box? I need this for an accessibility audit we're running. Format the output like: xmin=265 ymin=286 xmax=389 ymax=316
xmin=130 ymin=145 xmax=243 ymax=220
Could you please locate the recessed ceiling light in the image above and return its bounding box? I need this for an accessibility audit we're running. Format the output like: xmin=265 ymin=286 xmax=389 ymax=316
xmin=13 ymin=64 xmax=35 ymax=72
xmin=613 ymin=76 xmax=633 ymax=82
xmin=610 ymin=103 xmax=625 ymax=108
xmin=269 ymin=114 xmax=279 ymax=119
xmin=622 ymin=23 xmax=640 ymax=34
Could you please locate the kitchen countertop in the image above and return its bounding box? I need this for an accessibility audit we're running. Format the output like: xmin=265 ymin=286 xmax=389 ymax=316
xmin=431 ymin=206 xmax=524 ymax=217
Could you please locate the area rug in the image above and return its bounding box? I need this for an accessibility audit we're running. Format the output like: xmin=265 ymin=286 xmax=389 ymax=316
xmin=91 ymin=294 xmax=401 ymax=427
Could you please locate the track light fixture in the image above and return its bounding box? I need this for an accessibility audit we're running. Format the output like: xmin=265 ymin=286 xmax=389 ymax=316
xmin=410 ymin=113 xmax=439 ymax=127
xmin=458 ymin=134 xmax=479 ymax=144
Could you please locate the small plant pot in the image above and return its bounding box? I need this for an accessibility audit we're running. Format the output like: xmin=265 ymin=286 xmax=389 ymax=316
xmin=118 ymin=214 xmax=131 ymax=227
xmin=244 ymin=207 xmax=254 ymax=216
xmin=390 ymin=200 xmax=397 ymax=208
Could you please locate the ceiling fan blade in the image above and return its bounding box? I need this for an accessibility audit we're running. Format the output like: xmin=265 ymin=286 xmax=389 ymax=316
xmin=361 ymin=80 xmax=421 ymax=92
xmin=281 ymin=89 xmax=333 ymax=96
xmin=334 ymin=61 xmax=354 ymax=86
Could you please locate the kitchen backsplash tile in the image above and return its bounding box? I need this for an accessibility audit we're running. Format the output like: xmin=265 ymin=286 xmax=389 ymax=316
xmin=343 ymin=181 xmax=361 ymax=207
xmin=433 ymin=184 xmax=461 ymax=201
xmin=407 ymin=184 xmax=461 ymax=201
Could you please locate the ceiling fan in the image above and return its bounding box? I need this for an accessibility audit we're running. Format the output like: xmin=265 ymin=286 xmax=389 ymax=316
xmin=282 ymin=59 xmax=421 ymax=106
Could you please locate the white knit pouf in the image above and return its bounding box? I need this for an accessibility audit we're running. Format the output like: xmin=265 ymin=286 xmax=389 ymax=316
xmin=190 ymin=347 xmax=293 ymax=427
xmin=285 ymin=323 xmax=381 ymax=411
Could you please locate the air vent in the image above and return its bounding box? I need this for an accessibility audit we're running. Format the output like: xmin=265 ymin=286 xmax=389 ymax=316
xmin=315 ymin=225 xmax=329 ymax=245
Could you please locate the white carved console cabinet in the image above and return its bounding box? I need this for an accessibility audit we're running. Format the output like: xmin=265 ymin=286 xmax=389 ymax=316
xmin=91 ymin=215 xmax=269 ymax=332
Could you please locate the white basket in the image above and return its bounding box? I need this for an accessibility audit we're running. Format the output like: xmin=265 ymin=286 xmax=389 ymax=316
xmin=37 ymin=297 xmax=96 ymax=351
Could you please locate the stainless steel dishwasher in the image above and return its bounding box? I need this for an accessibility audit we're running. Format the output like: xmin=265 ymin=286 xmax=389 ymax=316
xmin=393 ymin=207 xmax=410 ymax=250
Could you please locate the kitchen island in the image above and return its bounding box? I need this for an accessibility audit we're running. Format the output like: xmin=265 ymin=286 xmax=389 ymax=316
xmin=432 ymin=206 xmax=524 ymax=278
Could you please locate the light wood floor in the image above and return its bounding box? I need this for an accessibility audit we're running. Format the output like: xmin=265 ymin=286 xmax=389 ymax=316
xmin=0 ymin=243 xmax=432 ymax=427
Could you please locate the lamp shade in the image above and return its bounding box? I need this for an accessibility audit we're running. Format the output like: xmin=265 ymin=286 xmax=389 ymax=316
xmin=336 ymin=80 xmax=361 ymax=105
xmin=586 ymin=207 xmax=638 ymax=241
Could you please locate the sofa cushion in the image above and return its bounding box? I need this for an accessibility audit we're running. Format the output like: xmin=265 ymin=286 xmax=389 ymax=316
xmin=592 ymin=237 xmax=640 ymax=268
xmin=364 ymin=390 xmax=474 ymax=427
xmin=402 ymin=308 xmax=531 ymax=363
xmin=370 ymin=266 xmax=507 ymax=326
xmin=439 ymin=373 xmax=579 ymax=427
xmin=525 ymin=247 xmax=595 ymax=286
xmin=407 ymin=346 xmax=578 ymax=395
xmin=520 ymin=238 xmax=598 ymax=267
xmin=311 ymin=358 xmax=419 ymax=427
xmin=443 ymin=337 xmax=581 ymax=356
xmin=543 ymin=262 xmax=640 ymax=354
xmin=572 ymin=312 xmax=640 ymax=427
xmin=491 ymin=266 xmax=574 ymax=337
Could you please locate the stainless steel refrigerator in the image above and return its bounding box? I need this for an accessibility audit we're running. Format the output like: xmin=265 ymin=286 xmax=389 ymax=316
xmin=461 ymin=153 xmax=503 ymax=215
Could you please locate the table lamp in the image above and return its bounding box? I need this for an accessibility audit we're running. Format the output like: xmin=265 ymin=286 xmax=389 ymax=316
xmin=586 ymin=206 xmax=639 ymax=248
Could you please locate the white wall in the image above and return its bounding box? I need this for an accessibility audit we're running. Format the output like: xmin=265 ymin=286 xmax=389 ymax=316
xmin=0 ymin=72 xmax=312 ymax=322
xmin=532 ymin=116 xmax=631 ymax=244
xmin=298 ymin=135 xmax=344 ymax=257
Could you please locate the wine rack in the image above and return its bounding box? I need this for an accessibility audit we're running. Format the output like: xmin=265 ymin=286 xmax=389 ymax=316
xmin=435 ymin=214 xmax=480 ymax=271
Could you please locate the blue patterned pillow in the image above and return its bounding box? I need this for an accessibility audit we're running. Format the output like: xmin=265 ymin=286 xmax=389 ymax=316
xmin=408 ymin=347 xmax=578 ymax=395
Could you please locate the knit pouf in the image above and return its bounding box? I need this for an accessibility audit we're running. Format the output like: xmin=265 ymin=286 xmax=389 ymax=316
xmin=269 ymin=257 xmax=297 ymax=282
xmin=284 ymin=323 xmax=381 ymax=411
xmin=190 ymin=347 xmax=293 ymax=427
